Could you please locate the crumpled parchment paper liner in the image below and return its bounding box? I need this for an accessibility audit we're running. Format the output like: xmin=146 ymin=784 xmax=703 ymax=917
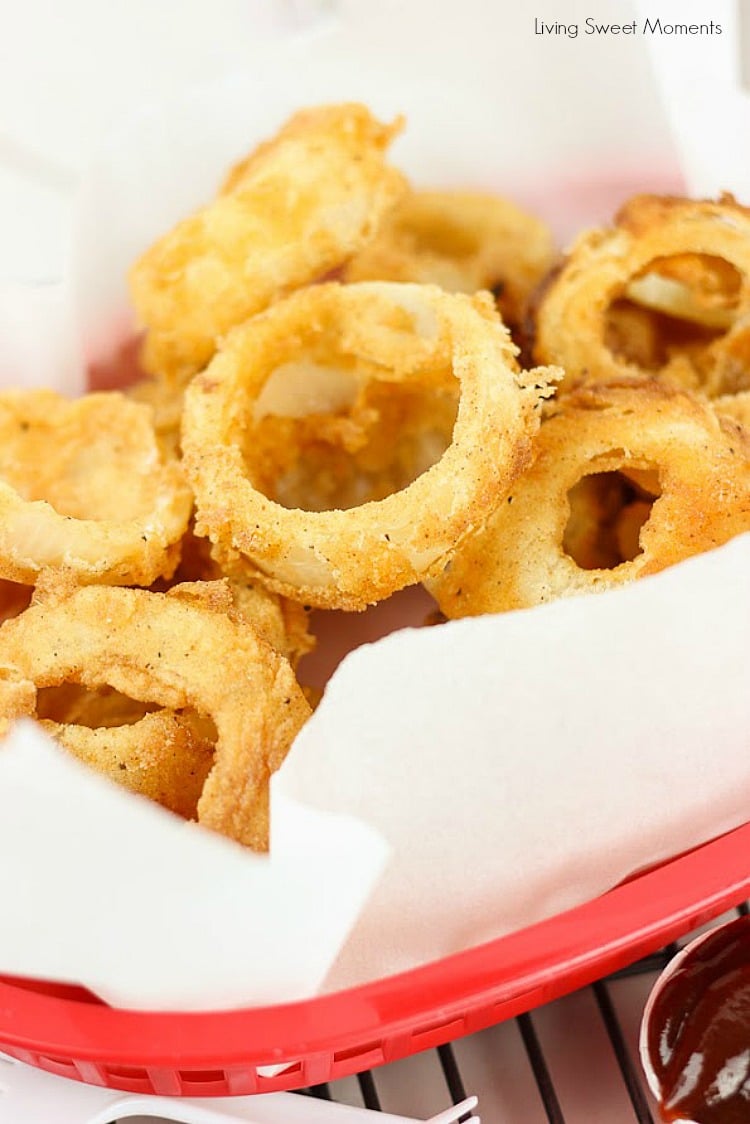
xmin=68 ymin=4 xmax=678 ymax=365
xmin=0 ymin=281 xmax=82 ymax=394
xmin=0 ymin=720 xmax=387 ymax=1010
xmin=275 ymin=534 xmax=750 ymax=990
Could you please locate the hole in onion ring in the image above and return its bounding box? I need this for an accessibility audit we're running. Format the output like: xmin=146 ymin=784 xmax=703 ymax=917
xmin=563 ymin=469 xmax=661 ymax=570
xmin=604 ymin=254 xmax=742 ymax=373
xmin=604 ymin=298 xmax=723 ymax=370
xmin=0 ymin=580 xmax=32 ymax=624
xmin=34 ymin=681 xmax=219 ymax=820
xmin=36 ymin=681 xmax=220 ymax=745
xmin=36 ymin=683 xmax=164 ymax=727
xmin=396 ymin=211 xmax=482 ymax=260
xmin=247 ymin=373 xmax=458 ymax=512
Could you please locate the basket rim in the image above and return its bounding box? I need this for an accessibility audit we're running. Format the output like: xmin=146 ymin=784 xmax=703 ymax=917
xmin=1 ymin=819 xmax=749 ymax=1071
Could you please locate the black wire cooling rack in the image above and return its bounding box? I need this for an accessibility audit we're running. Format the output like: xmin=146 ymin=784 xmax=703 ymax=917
xmin=287 ymin=901 xmax=750 ymax=1124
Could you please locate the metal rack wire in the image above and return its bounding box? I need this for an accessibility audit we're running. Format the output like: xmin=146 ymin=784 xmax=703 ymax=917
xmin=287 ymin=902 xmax=749 ymax=1124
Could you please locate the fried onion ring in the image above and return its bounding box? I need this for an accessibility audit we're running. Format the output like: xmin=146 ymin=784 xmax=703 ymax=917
xmin=533 ymin=195 xmax=750 ymax=396
xmin=129 ymin=103 xmax=407 ymax=382
xmin=0 ymin=390 xmax=192 ymax=587
xmin=40 ymin=699 xmax=215 ymax=820
xmin=182 ymin=281 xmax=557 ymax=610
xmin=713 ymin=389 xmax=750 ymax=433
xmin=155 ymin=540 xmax=315 ymax=669
xmin=427 ymin=380 xmax=750 ymax=616
xmin=343 ymin=190 xmax=555 ymax=332
xmin=0 ymin=583 xmax=310 ymax=849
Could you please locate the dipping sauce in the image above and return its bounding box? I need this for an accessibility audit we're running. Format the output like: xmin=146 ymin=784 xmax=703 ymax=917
xmin=646 ymin=916 xmax=750 ymax=1123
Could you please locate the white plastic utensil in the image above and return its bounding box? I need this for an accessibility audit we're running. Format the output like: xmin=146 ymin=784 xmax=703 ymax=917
xmin=0 ymin=1056 xmax=479 ymax=1124
xmin=635 ymin=0 xmax=750 ymax=198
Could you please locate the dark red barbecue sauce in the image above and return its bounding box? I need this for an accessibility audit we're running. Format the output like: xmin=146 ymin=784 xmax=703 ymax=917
xmin=647 ymin=916 xmax=750 ymax=1123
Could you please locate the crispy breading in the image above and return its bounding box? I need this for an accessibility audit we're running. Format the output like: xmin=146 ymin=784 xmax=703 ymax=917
xmin=153 ymin=526 xmax=315 ymax=668
xmin=129 ymin=103 xmax=408 ymax=382
xmin=0 ymin=584 xmax=310 ymax=849
xmin=533 ymin=195 xmax=750 ymax=397
xmin=344 ymin=190 xmax=554 ymax=334
xmin=427 ymin=379 xmax=750 ymax=615
xmin=182 ymin=281 xmax=557 ymax=610
xmin=0 ymin=390 xmax=191 ymax=587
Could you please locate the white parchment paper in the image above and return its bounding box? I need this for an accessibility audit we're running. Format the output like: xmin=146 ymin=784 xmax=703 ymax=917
xmin=0 ymin=722 xmax=386 ymax=1009
xmin=276 ymin=537 xmax=750 ymax=990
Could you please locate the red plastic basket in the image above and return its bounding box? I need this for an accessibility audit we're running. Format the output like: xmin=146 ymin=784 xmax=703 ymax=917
xmin=1 ymin=820 xmax=750 ymax=1098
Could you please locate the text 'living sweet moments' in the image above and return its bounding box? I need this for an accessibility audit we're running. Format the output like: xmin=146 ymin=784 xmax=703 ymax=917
xmin=533 ymin=17 xmax=722 ymax=38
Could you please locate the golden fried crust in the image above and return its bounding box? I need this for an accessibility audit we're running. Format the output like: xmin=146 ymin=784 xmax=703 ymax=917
xmin=713 ymin=389 xmax=750 ymax=433
xmin=42 ymin=707 xmax=215 ymax=821
xmin=426 ymin=379 xmax=750 ymax=616
xmin=182 ymin=281 xmax=558 ymax=610
xmin=155 ymin=526 xmax=315 ymax=668
xmin=0 ymin=390 xmax=192 ymax=587
xmin=0 ymin=584 xmax=311 ymax=850
xmin=227 ymin=581 xmax=315 ymax=668
xmin=129 ymin=103 xmax=408 ymax=382
xmin=532 ymin=195 xmax=750 ymax=398
xmin=344 ymin=190 xmax=555 ymax=331
xmin=615 ymin=192 xmax=750 ymax=235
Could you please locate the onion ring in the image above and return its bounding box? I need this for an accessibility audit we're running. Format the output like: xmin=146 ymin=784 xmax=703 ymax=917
xmin=155 ymin=542 xmax=315 ymax=669
xmin=426 ymin=379 xmax=750 ymax=616
xmin=41 ymin=702 xmax=216 ymax=820
xmin=343 ymin=190 xmax=555 ymax=333
xmin=0 ymin=583 xmax=310 ymax=849
xmin=532 ymin=194 xmax=750 ymax=396
xmin=181 ymin=281 xmax=557 ymax=610
xmin=128 ymin=103 xmax=408 ymax=382
xmin=713 ymin=389 xmax=750 ymax=433
xmin=0 ymin=390 xmax=192 ymax=587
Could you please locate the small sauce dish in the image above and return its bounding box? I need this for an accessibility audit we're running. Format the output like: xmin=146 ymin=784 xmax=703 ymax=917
xmin=640 ymin=914 xmax=750 ymax=1123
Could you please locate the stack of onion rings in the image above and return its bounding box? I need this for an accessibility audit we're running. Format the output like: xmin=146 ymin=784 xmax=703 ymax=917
xmin=182 ymin=281 xmax=557 ymax=610
xmin=129 ymin=103 xmax=408 ymax=383
xmin=8 ymin=99 xmax=750 ymax=862
xmin=0 ymin=584 xmax=310 ymax=849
